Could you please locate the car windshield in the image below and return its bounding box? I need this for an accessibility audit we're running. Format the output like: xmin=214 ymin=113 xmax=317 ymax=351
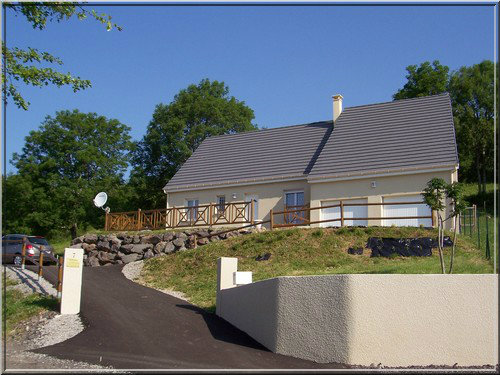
xmin=28 ymin=237 xmax=49 ymax=245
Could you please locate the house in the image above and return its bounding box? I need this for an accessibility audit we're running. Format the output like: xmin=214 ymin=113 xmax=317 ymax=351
xmin=163 ymin=93 xmax=459 ymax=229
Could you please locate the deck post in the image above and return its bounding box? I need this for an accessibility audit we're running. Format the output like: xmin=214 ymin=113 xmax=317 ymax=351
xmin=250 ymin=200 xmax=254 ymax=224
xmin=57 ymin=257 xmax=64 ymax=299
xmin=21 ymin=237 xmax=26 ymax=269
xmin=137 ymin=208 xmax=142 ymax=231
xmin=340 ymin=201 xmax=345 ymax=227
xmin=270 ymin=209 xmax=274 ymax=231
xmin=209 ymin=203 xmax=213 ymax=226
xmin=105 ymin=211 xmax=109 ymax=231
xmin=38 ymin=252 xmax=44 ymax=280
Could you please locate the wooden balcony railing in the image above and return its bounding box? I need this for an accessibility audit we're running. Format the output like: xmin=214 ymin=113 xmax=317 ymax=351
xmin=271 ymin=200 xmax=434 ymax=229
xmin=106 ymin=199 xmax=435 ymax=232
xmin=105 ymin=200 xmax=255 ymax=231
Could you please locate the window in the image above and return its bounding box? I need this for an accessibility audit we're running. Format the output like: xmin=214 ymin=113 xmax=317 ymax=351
xmin=285 ymin=191 xmax=304 ymax=207
xmin=320 ymin=198 xmax=368 ymax=228
xmin=186 ymin=199 xmax=199 ymax=222
xmin=217 ymin=195 xmax=226 ymax=212
xmin=284 ymin=191 xmax=305 ymax=224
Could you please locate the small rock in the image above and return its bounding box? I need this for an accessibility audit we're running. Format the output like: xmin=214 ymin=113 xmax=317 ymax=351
xmin=84 ymin=234 xmax=98 ymax=244
xmin=143 ymin=249 xmax=155 ymax=259
xmin=163 ymin=242 xmax=176 ymax=254
xmin=154 ymin=241 xmax=167 ymax=254
xmin=120 ymin=244 xmax=153 ymax=254
xmin=71 ymin=236 xmax=84 ymax=245
xmin=163 ymin=233 xmax=174 ymax=242
xmin=87 ymin=256 xmax=100 ymax=267
xmin=255 ymin=253 xmax=272 ymax=261
xmin=196 ymin=230 xmax=210 ymax=238
xmin=96 ymin=241 xmax=111 ymax=252
xmin=142 ymin=235 xmax=162 ymax=245
xmin=121 ymin=253 xmax=141 ymax=264
xmin=197 ymin=237 xmax=210 ymax=246
xmin=176 ymin=232 xmax=188 ymax=240
xmin=172 ymin=238 xmax=186 ymax=247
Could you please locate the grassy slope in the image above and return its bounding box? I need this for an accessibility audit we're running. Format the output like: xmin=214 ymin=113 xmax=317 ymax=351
xmin=3 ymin=277 xmax=58 ymax=335
xmin=141 ymin=226 xmax=493 ymax=312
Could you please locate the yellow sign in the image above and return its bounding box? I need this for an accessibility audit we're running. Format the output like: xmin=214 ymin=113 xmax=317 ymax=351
xmin=66 ymin=258 xmax=80 ymax=268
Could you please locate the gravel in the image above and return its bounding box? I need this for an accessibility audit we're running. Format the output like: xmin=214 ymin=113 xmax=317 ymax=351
xmin=121 ymin=259 xmax=144 ymax=281
xmin=5 ymin=265 xmax=57 ymax=297
xmin=3 ymin=265 xmax=113 ymax=370
xmin=122 ymin=260 xmax=189 ymax=302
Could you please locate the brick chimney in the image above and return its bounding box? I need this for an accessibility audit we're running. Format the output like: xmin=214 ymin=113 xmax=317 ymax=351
xmin=332 ymin=94 xmax=343 ymax=124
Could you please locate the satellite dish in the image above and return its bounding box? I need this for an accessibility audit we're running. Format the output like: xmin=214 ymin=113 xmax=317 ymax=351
xmin=93 ymin=192 xmax=108 ymax=208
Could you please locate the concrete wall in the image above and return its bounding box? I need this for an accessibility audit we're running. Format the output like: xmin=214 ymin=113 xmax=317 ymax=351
xmin=309 ymin=170 xmax=455 ymax=229
xmin=217 ymin=262 xmax=498 ymax=366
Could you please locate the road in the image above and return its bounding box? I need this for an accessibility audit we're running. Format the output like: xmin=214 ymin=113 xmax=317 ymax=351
xmin=32 ymin=265 xmax=345 ymax=369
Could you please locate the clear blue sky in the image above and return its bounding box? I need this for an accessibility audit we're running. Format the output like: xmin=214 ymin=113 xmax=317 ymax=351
xmin=5 ymin=3 xmax=495 ymax=175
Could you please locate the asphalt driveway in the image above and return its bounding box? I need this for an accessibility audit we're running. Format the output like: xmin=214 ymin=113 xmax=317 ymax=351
xmin=31 ymin=265 xmax=345 ymax=369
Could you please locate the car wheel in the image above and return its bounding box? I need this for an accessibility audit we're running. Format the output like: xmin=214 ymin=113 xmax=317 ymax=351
xmin=13 ymin=255 xmax=22 ymax=267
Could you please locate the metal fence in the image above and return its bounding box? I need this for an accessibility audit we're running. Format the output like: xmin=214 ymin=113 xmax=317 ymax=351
xmin=459 ymin=204 xmax=493 ymax=260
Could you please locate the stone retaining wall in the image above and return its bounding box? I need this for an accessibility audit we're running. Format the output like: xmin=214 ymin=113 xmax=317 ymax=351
xmin=70 ymin=227 xmax=263 ymax=267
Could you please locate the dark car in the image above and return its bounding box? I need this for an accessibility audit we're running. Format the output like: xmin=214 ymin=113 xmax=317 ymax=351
xmin=2 ymin=234 xmax=56 ymax=266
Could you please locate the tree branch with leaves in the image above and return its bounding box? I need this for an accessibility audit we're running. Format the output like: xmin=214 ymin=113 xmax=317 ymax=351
xmin=2 ymin=3 xmax=122 ymax=110
xmin=422 ymin=178 xmax=466 ymax=274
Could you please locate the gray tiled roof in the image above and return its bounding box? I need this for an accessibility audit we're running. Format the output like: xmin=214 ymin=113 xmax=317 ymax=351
xmin=307 ymin=93 xmax=458 ymax=179
xmin=164 ymin=93 xmax=458 ymax=191
xmin=164 ymin=121 xmax=332 ymax=191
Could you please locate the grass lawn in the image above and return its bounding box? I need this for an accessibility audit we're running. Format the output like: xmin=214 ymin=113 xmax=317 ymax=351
xmin=460 ymin=182 xmax=498 ymax=270
xmin=140 ymin=226 xmax=493 ymax=312
xmin=3 ymin=277 xmax=58 ymax=335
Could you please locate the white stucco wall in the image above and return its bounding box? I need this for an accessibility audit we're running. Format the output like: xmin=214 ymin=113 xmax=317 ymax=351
xmin=309 ymin=169 xmax=455 ymax=229
xmin=217 ymin=266 xmax=498 ymax=366
xmin=166 ymin=169 xmax=456 ymax=229
xmin=167 ymin=179 xmax=310 ymax=225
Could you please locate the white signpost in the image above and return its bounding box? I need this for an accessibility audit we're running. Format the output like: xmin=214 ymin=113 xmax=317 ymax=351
xmin=60 ymin=248 xmax=84 ymax=315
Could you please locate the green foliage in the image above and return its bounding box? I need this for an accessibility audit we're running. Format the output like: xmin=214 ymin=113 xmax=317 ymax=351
xmin=131 ymin=79 xmax=258 ymax=208
xmin=4 ymin=110 xmax=133 ymax=238
xmin=2 ymin=4 xmax=121 ymax=110
xmin=422 ymin=178 xmax=447 ymax=212
xmin=3 ymin=286 xmax=58 ymax=335
xmin=393 ymin=60 xmax=449 ymax=100
xmin=446 ymin=182 xmax=467 ymax=217
xmin=422 ymin=178 xmax=466 ymax=219
xmin=448 ymin=60 xmax=496 ymax=189
xmin=393 ymin=60 xmax=496 ymax=187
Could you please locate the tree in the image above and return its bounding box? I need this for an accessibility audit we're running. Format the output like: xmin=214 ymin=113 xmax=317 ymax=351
xmin=445 ymin=182 xmax=466 ymax=273
xmin=448 ymin=61 xmax=496 ymax=195
xmin=2 ymin=3 xmax=121 ymax=110
xmin=393 ymin=60 xmax=496 ymax=191
xmin=422 ymin=178 xmax=448 ymax=274
xmin=9 ymin=110 xmax=133 ymax=238
xmin=422 ymin=178 xmax=466 ymax=274
xmin=131 ymin=78 xmax=258 ymax=208
xmin=393 ymin=60 xmax=449 ymax=100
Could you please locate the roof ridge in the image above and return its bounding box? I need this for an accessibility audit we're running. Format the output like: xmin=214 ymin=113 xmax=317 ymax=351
xmin=344 ymin=92 xmax=450 ymax=111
